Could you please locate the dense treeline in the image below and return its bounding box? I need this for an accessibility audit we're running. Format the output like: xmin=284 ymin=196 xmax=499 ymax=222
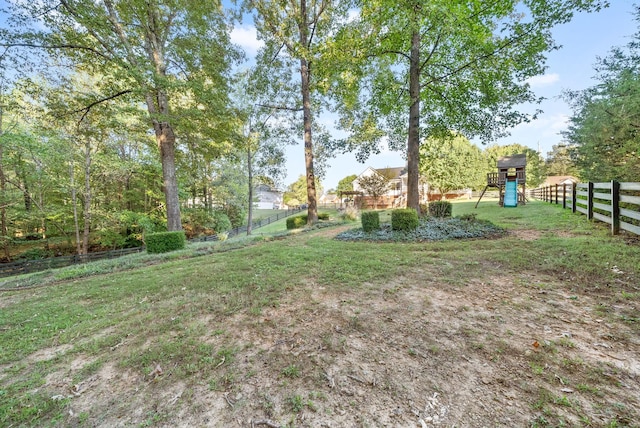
xmin=564 ymin=8 xmax=640 ymax=183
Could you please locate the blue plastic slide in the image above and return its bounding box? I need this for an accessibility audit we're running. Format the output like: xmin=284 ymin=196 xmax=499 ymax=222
xmin=504 ymin=180 xmax=518 ymax=207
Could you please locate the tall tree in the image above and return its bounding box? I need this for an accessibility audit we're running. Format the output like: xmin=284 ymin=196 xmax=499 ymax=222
xmin=330 ymin=0 xmax=607 ymax=213
xmin=355 ymin=172 xmax=389 ymax=209
xmin=564 ymin=8 xmax=640 ymax=182
xmin=420 ymin=134 xmax=485 ymax=199
xmin=246 ymin=0 xmax=345 ymax=225
xmin=546 ymin=143 xmax=579 ymax=177
xmin=232 ymin=71 xmax=291 ymax=235
xmin=2 ymin=0 xmax=237 ymax=231
xmin=336 ymin=174 xmax=357 ymax=195
xmin=283 ymin=174 xmax=323 ymax=207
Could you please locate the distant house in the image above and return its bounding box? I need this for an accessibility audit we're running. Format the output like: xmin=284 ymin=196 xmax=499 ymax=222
xmin=254 ymin=184 xmax=283 ymax=209
xmin=319 ymin=192 xmax=339 ymax=205
xmin=352 ymin=166 xmax=430 ymax=208
xmin=541 ymin=176 xmax=579 ymax=188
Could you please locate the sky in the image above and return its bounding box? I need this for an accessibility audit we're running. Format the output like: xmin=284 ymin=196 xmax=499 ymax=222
xmin=231 ymin=2 xmax=639 ymax=192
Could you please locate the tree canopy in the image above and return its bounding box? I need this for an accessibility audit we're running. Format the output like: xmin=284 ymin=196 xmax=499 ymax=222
xmin=328 ymin=0 xmax=607 ymax=212
xmin=419 ymin=134 xmax=485 ymax=198
xmin=564 ymin=8 xmax=640 ymax=182
xmin=2 ymin=0 xmax=239 ymax=230
xmin=484 ymin=144 xmax=546 ymax=189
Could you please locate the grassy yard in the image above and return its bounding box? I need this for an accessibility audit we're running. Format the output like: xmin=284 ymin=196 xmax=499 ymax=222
xmin=1 ymin=201 xmax=638 ymax=427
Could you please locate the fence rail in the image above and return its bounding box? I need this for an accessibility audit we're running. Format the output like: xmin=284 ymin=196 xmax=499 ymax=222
xmin=530 ymin=181 xmax=640 ymax=236
xmin=0 ymin=207 xmax=305 ymax=278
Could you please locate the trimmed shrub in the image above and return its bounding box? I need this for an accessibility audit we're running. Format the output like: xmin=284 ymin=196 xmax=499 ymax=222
xmin=429 ymin=201 xmax=452 ymax=218
xmin=286 ymin=212 xmax=329 ymax=229
xmin=145 ymin=231 xmax=186 ymax=254
xmin=361 ymin=211 xmax=380 ymax=232
xmin=391 ymin=208 xmax=419 ymax=231
xmin=286 ymin=215 xmax=307 ymax=230
xmin=419 ymin=204 xmax=429 ymax=217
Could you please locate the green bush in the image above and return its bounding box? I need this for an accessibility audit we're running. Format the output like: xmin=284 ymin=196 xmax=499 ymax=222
xmin=286 ymin=212 xmax=329 ymax=229
xmin=391 ymin=208 xmax=419 ymax=231
xmin=286 ymin=215 xmax=307 ymax=230
xmin=429 ymin=201 xmax=452 ymax=218
xmin=145 ymin=231 xmax=186 ymax=254
xmin=361 ymin=211 xmax=380 ymax=232
xmin=223 ymin=204 xmax=246 ymax=228
xmin=211 ymin=211 xmax=232 ymax=233
xmin=419 ymin=204 xmax=429 ymax=217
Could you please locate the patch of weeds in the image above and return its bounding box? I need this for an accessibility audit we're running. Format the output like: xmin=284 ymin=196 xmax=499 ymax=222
xmin=561 ymin=357 xmax=584 ymax=373
xmin=0 ymin=390 xmax=70 ymax=427
xmin=260 ymin=393 xmax=275 ymax=417
xmin=553 ymin=395 xmax=573 ymax=407
xmin=139 ymin=410 xmax=168 ymax=427
xmin=576 ymin=383 xmax=601 ymax=396
xmin=216 ymin=347 xmax=236 ymax=366
xmin=207 ymin=378 xmax=220 ymax=391
xmin=530 ymin=362 xmax=545 ymax=376
xmin=529 ymin=414 xmax=550 ymax=427
xmin=348 ymin=315 xmax=363 ymax=331
xmin=555 ymin=337 xmax=576 ymax=348
xmin=288 ymin=394 xmax=305 ymax=413
xmin=281 ymin=364 xmax=301 ymax=378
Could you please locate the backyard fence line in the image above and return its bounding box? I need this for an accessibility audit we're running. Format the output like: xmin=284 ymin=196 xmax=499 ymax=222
xmin=0 ymin=207 xmax=305 ymax=278
xmin=530 ymin=181 xmax=640 ymax=236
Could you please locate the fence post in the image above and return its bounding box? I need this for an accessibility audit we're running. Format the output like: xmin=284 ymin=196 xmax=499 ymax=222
xmin=547 ymin=185 xmax=551 ymax=203
xmin=562 ymin=184 xmax=567 ymax=209
xmin=572 ymin=183 xmax=577 ymax=213
xmin=611 ymin=180 xmax=620 ymax=235
xmin=554 ymin=184 xmax=559 ymax=204
xmin=587 ymin=182 xmax=594 ymax=220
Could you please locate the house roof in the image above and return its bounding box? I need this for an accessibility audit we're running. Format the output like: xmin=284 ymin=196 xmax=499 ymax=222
xmin=497 ymin=154 xmax=527 ymax=169
xmin=374 ymin=166 xmax=406 ymax=179
xmin=543 ymin=175 xmax=579 ymax=186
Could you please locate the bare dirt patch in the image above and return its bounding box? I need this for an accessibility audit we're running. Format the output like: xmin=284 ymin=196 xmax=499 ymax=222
xmin=36 ymin=268 xmax=638 ymax=427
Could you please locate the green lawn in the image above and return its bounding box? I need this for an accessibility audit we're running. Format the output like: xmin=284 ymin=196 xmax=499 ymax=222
xmin=1 ymin=200 xmax=638 ymax=427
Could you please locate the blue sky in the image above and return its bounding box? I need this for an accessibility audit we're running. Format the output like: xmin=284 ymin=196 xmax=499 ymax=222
xmin=233 ymin=2 xmax=639 ymax=191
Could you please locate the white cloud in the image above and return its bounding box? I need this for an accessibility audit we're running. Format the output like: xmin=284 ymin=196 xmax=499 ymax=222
xmin=525 ymin=73 xmax=560 ymax=88
xmin=230 ymin=26 xmax=264 ymax=55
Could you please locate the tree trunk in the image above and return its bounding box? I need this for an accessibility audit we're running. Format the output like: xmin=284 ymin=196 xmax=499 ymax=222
xmin=81 ymin=139 xmax=92 ymax=254
xmin=406 ymin=27 xmax=421 ymax=214
xmin=145 ymin=86 xmax=182 ymax=231
xmin=0 ymin=112 xmax=10 ymax=261
xmin=299 ymin=0 xmax=318 ymax=225
xmin=246 ymin=144 xmax=254 ymax=235
xmin=70 ymin=161 xmax=81 ymax=255
xmin=158 ymin=123 xmax=181 ymax=231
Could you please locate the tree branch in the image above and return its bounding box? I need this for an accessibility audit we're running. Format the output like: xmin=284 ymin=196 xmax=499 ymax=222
xmin=256 ymin=103 xmax=303 ymax=112
xmin=0 ymin=42 xmax=113 ymax=61
xmin=67 ymin=90 xmax=133 ymax=123
xmin=420 ymin=31 xmax=442 ymax=71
